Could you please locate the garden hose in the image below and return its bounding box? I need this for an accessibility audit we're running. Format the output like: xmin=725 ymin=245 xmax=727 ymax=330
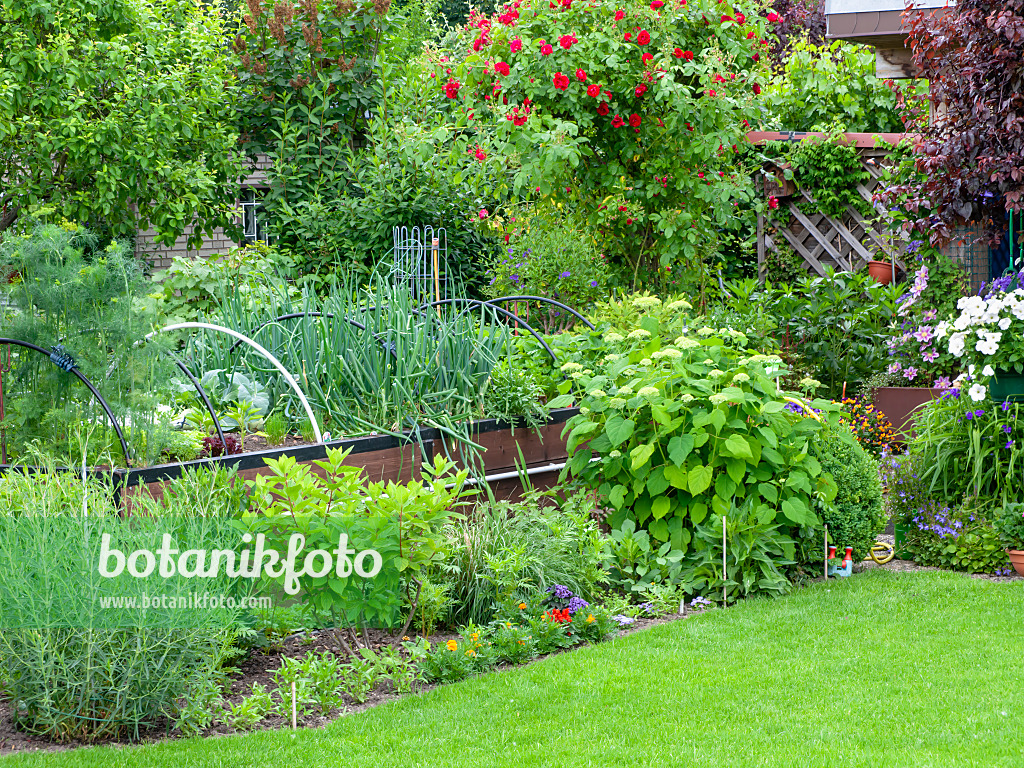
xmin=781 ymin=395 xmax=822 ymax=422
xmin=869 ymin=541 xmax=895 ymax=565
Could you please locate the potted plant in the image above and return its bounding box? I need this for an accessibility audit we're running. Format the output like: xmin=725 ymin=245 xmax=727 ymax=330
xmin=943 ymin=268 xmax=1024 ymax=403
xmin=866 ymin=258 xmax=899 ymax=285
xmin=872 ymin=252 xmax=968 ymax=437
xmin=993 ymin=503 xmax=1024 ymax=576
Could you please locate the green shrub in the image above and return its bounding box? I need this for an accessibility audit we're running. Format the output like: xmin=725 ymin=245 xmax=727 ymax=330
xmin=558 ymin=316 xmax=838 ymax=557
xmin=994 ymin=503 xmax=1024 ymax=551
xmin=809 ymin=423 xmax=885 ymax=564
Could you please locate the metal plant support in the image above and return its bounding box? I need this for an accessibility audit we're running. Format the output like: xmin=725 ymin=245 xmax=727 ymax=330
xmin=392 ymin=226 xmax=447 ymax=303
xmin=0 ymin=338 xmax=131 ymax=463
xmin=0 ymin=344 xmax=10 ymax=464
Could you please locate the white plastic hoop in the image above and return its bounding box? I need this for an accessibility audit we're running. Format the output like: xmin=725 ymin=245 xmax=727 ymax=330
xmin=146 ymin=322 xmax=323 ymax=444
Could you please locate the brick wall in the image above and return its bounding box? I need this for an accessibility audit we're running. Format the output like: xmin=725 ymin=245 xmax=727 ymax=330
xmin=135 ymin=155 xmax=271 ymax=273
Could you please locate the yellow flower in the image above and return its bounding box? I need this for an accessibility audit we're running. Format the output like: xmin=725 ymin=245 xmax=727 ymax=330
xmin=470 ymin=632 xmax=479 ymax=641
xmin=505 ymin=622 xmax=512 ymax=629
xmin=446 ymin=639 xmax=458 ymax=652
xmin=465 ymin=649 xmax=476 ymax=657
xmin=586 ymin=614 xmax=595 ymax=624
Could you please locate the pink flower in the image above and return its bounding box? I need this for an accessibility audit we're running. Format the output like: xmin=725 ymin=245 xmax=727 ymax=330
xmin=474 ymin=147 xmax=487 ymax=161
xmin=510 ymin=37 xmax=522 ymax=52
xmin=650 ymin=0 xmax=663 ymax=7
xmin=479 ymin=209 xmax=489 ymax=219
xmin=540 ymin=43 xmax=553 ymax=55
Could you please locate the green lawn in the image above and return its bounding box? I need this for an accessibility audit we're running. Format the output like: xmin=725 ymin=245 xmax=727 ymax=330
xmin=4 ymin=570 xmax=1023 ymax=768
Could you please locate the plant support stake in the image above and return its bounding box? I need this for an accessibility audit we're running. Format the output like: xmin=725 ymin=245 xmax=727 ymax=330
xmin=291 ymin=682 xmax=297 ymax=730
xmin=722 ymin=514 xmax=728 ymax=606
xmin=824 ymin=525 xmax=829 ymax=581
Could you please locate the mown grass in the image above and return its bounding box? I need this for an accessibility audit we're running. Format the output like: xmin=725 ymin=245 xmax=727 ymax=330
xmin=4 ymin=569 xmax=1023 ymax=768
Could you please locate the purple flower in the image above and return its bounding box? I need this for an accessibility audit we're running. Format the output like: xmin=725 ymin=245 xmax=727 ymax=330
xmin=510 ymin=274 xmax=520 ymax=283
xmin=914 ymin=326 xmax=934 ymax=343
xmin=922 ymin=350 xmax=939 ymax=363
xmin=889 ymin=362 xmax=902 ymax=374
xmin=923 ymin=309 xmax=937 ymax=321
xmin=1004 ymin=424 xmax=1012 ymax=434
xmin=589 ymin=280 xmax=598 ymax=287
xmin=935 ymin=376 xmax=952 ymax=389
xmin=1002 ymin=400 xmax=1012 ymax=412
xmin=904 ymin=367 xmax=918 ymax=381
xmin=974 ymin=409 xmax=985 ymax=418
xmin=547 ymin=584 xmax=573 ymax=599
xmin=559 ymin=270 xmax=571 ymax=278
xmin=1007 ymin=440 xmax=1016 ymax=449
xmin=566 ymin=596 xmax=590 ymax=614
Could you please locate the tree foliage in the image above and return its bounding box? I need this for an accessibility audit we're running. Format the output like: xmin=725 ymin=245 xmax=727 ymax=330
xmin=883 ymin=0 xmax=1024 ymax=245
xmin=0 ymin=0 xmax=245 ymax=245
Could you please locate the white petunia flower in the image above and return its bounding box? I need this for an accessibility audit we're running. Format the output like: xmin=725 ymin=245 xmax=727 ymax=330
xmin=983 ymin=365 xmax=995 ymax=377
xmin=968 ymin=383 xmax=987 ymax=402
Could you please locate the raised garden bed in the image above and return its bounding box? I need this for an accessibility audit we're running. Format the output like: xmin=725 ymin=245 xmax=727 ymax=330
xmin=0 ymin=409 xmax=579 ymax=506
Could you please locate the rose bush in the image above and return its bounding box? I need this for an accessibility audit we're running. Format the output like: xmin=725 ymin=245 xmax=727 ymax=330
xmin=432 ymin=0 xmax=772 ymax=281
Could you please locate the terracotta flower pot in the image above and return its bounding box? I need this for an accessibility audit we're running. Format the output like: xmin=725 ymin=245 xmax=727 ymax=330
xmin=871 ymin=386 xmax=943 ymax=441
xmin=1007 ymin=549 xmax=1024 ymax=577
xmin=866 ymin=260 xmax=898 ymax=285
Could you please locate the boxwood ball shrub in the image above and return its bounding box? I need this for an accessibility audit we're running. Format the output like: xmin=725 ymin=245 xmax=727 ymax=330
xmin=808 ymin=423 xmax=885 ymax=564
xmin=557 ymin=312 xmax=838 ymax=554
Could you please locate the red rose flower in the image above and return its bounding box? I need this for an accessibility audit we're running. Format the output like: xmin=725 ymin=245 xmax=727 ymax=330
xmin=559 ymin=34 xmax=576 ymax=49
xmin=735 ymin=11 xmax=745 ymax=23
xmin=443 ymin=78 xmax=461 ymax=98
xmin=575 ymin=68 xmax=587 ymax=81
xmin=768 ymin=196 xmax=779 ymax=209
xmin=673 ymin=47 xmax=683 ymax=58
xmin=597 ymin=101 xmax=610 ymax=115
xmin=628 ymin=113 xmax=641 ymax=127
xmin=697 ymin=171 xmax=704 ymax=178
xmin=766 ymin=11 xmax=780 ymax=21
xmin=746 ymin=29 xmax=755 ymax=39
xmin=707 ymin=88 xmax=716 ymax=97
xmin=474 ymin=147 xmax=487 ymax=161
xmin=494 ymin=61 xmax=510 ymax=76
xmin=721 ymin=14 xmax=732 ymax=22
xmin=614 ymin=8 xmax=624 ymax=19
xmin=510 ymin=37 xmax=523 ymax=51
xmin=636 ymin=29 xmax=651 ymax=44
xmin=624 ymin=31 xmax=631 ymax=40
xmin=540 ymin=43 xmax=553 ymax=55
xmin=642 ymin=52 xmax=653 ymax=63
xmin=626 ymin=218 xmax=633 ymax=225
xmin=587 ymin=83 xmax=600 ymax=97
xmin=612 ymin=113 xmax=625 ymax=127
xmin=713 ymin=74 xmax=725 ymax=83
xmin=683 ymin=49 xmax=694 ymax=60
xmin=618 ymin=205 xmax=627 ymax=211
xmin=752 ymin=82 xmax=761 ymax=95
xmin=752 ymin=52 xmax=760 ymax=62
xmin=553 ymin=71 xmax=570 ymax=90
xmin=634 ymin=83 xmax=647 ymax=97
xmin=650 ymin=0 xmax=663 ymax=7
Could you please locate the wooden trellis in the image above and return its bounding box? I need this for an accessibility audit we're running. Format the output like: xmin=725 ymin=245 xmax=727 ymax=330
xmin=750 ymin=133 xmax=908 ymax=283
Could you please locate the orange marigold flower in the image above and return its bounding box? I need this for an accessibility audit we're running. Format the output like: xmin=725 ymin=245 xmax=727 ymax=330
xmin=447 ymin=639 xmax=458 ymax=651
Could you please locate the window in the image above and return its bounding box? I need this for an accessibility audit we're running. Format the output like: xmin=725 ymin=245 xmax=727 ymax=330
xmin=240 ymin=188 xmax=270 ymax=245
